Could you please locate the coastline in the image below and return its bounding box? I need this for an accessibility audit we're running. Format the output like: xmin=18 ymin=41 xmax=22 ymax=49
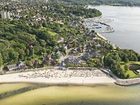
xmin=115 ymin=78 xmax=140 ymax=86
xmin=83 ymin=17 xmax=114 ymax=33
xmin=96 ymin=32 xmax=107 ymax=41
xmin=84 ymin=16 xmax=140 ymax=86
xmin=0 ymin=69 xmax=115 ymax=85
xmin=95 ymin=25 xmax=140 ymax=86
xmin=1 ymin=67 xmax=140 ymax=86
xmin=101 ymin=68 xmax=140 ymax=86
xmin=1 ymin=10 xmax=140 ymax=87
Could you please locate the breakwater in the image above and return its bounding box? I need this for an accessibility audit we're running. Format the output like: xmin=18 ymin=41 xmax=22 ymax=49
xmin=115 ymin=78 xmax=140 ymax=86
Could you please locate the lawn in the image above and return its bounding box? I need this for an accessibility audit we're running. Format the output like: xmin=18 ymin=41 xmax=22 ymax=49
xmin=120 ymin=61 xmax=140 ymax=78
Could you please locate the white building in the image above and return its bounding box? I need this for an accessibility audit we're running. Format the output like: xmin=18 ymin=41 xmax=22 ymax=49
xmin=0 ymin=11 xmax=12 ymax=19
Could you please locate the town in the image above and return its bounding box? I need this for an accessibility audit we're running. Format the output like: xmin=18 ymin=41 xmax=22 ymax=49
xmin=1 ymin=0 xmax=140 ymax=105
xmin=0 ymin=0 xmax=140 ymax=80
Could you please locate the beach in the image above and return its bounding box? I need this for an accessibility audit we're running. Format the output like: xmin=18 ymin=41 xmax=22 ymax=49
xmin=0 ymin=68 xmax=115 ymax=85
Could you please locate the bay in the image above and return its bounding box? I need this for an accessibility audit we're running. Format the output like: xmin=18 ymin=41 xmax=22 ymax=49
xmin=89 ymin=5 xmax=140 ymax=53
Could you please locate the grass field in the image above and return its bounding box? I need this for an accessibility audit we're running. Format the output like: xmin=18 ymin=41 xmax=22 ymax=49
xmin=120 ymin=61 xmax=140 ymax=78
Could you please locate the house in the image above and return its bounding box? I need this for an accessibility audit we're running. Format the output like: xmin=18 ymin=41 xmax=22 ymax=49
xmin=3 ymin=64 xmax=18 ymax=71
xmin=3 ymin=61 xmax=26 ymax=71
xmin=64 ymin=56 xmax=81 ymax=65
xmin=136 ymin=70 xmax=140 ymax=74
xmin=17 ymin=61 xmax=27 ymax=69
xmin=57 ymin=37 xmax=64 ymax=43
xmin=0 ymin=11 xmax=12 ymax=19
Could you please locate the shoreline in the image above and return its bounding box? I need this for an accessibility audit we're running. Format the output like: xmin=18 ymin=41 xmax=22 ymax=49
xmin=0 ymin=69 xmax=115 ymax=85
xmin=83 ymin=17 xmax=114 ymax=33
xmin=96 ymin=32 xmax=107 ymax=41
xmin=115 ymin=78 xmax=140 ymax=86
xmin=0 ymin=77 xmax=114 ymax=86
xmin=1 ymin=68 xmax=140 ymax=86
xmin=83 ymin=16 xmax=140 ymax=86
xmin=101 ymin=69 xmax=140 ymax=86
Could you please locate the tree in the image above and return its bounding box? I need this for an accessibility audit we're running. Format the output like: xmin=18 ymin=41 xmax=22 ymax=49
xmin=8 ymin=48 xmax=19 ymax=64
xmin=0 ymin=53 xmax=3 ymax=67
xmin=124 ymin=65 xmax=129 ymax=72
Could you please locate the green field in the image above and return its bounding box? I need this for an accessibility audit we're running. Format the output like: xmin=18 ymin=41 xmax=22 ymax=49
xmin=120 ymin=61 xmax=140 ymax=78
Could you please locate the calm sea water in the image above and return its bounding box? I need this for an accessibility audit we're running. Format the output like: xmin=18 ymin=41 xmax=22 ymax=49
xmin=0 ymin=84 xmax=140 ymax=105
xmin=89 ymin=5 xmax=140 ymax=53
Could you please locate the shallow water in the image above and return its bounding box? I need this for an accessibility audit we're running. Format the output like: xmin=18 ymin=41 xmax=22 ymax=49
xmin=0 ymin=84 xmax=140 ymax=105
xmin=89 ymin=5 xmax=140 ymax=53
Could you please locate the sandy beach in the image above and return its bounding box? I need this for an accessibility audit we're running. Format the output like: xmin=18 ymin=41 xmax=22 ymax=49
xmin=0 ymin=69 xmax=115 ymax=85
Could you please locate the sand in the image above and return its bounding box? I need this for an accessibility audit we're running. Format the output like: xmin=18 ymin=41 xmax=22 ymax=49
xmin=0 ymin=69 xmax=115 ymax=85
